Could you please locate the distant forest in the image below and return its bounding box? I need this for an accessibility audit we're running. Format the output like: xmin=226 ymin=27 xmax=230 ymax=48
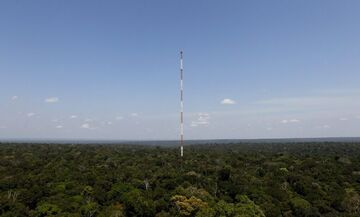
xmin=1 ymin=142 xmax=360 ymax=217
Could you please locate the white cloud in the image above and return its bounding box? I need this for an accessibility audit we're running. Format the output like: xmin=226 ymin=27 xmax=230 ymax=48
xmin=198 ymin=113 xmax=210 ymax=122
xmin=190 ymin=123 xmax=197 ymax=127
xmin=131 ymin=113 xmax=139 ymax=117
xmin=84 ymin=118 xmax=93 ymax=122
xmin=101 ymin=121 xmax=113 ymax=126
xmin=221 ymin=98 xmax=236 ymax=105
xmin=70 ymin=115 xmax=78 ymax=119
xmin=281 ymin=119 xmax=300 ymax=124
xmin=339 ymin=117 xmax=348 ymax=121
xmin=319 ymin=125 xmax=330 ymax=129
xmin=11 ymin=96 xmax=18 ymax=100
xmin=191 ymin=113 xmax=210 ymax=127
xmin=81 ymin=123 xmax=98 ymax=130
xmin=115 ymin=116 xmax=124 ymax=120
xmin=55 ymin=125 xmax=63 ymax=129
xmin=27 ymin=112 xmax=35 ymax=117
xmin=81 ymin=123 xmax=91 ymax=129
xmin=45 ymin=97 xmax=59 ymax=103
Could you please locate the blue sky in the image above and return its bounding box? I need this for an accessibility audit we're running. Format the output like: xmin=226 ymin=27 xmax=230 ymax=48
xmin=1 ymin=0 xmax=360 ymax=140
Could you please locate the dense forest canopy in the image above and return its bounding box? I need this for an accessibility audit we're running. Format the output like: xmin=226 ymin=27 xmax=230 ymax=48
xmin=1 ymin=142 xmax=360 ymax=217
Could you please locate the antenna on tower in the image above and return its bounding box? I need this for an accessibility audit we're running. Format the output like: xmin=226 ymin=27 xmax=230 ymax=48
xmin=180 ymin=51 xmax=184 ymax=157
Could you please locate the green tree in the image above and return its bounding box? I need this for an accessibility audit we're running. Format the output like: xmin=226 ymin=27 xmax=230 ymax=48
xmin=35 ymin=203 xmax=61 ymax=217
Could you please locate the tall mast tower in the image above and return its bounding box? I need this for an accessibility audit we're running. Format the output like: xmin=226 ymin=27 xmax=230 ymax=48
xmin=180 ymin=51 xmax=184 ymax=157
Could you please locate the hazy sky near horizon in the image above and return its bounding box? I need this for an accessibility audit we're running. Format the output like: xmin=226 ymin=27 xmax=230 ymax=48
xmin=1 ymin=0 xmax=360 ymax=140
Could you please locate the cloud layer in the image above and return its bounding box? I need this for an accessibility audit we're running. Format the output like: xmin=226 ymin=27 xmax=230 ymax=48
xmin=2 ymin=88 xmax=360 ymax=140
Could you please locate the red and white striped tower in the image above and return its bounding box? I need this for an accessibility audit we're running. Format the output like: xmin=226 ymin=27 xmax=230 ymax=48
xmin=180 ymin=51 xmax=184 ymax=157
